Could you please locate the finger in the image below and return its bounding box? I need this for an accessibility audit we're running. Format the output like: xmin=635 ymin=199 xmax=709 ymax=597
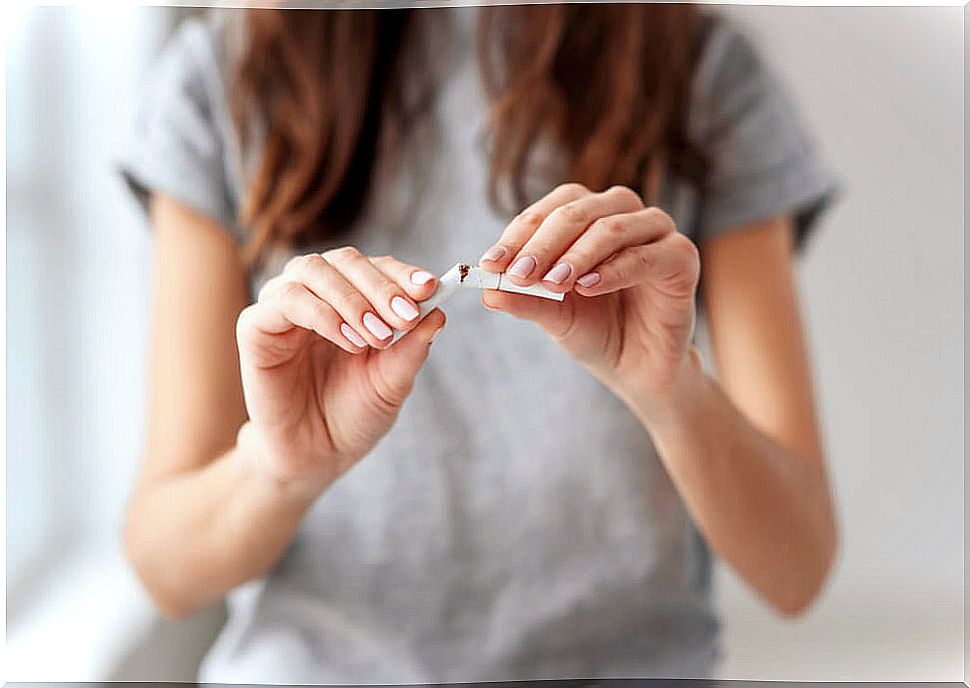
xmin=256 ymin=274 xmax=286 ymax=303
xmin=238 ymin=281 xmax=367 ymax=356
xmin=323 ymin=247 xmax=423 ymax=333
xmin=573 ymin=232 xmax=701 ymax=298
xmin=546 ymin=206 xmax=676 ymax=292
xmin=286 ymin=253 xmax=391 ymax=348
xmin=506 ymin=185 xmax=644 ymax=287
xmin=370 ymin=255 xmax=438 ymax=301
xmin=478 ymin=182 xmax=590 ymax=273
xmin=370 ymin=308 xmax=447 ymax=407
xmin=480 ymin=288 xmax=572 ymax=339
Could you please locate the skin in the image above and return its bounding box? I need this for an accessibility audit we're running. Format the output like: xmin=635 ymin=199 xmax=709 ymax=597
xmin=124 ymin=183 xmax=837 ymax=619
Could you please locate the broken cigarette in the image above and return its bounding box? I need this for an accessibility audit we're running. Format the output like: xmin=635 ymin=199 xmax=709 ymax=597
xmin=456 ymin=263 xmax=566 ymax=301
xmin=388 ymin=261 xmax=564 ymax=345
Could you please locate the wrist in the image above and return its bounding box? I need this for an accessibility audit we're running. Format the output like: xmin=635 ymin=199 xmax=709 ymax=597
xmin=233 ymin=421 xmax=332 ymax=508
xmin=617 ymin=347 xmax=711 ymax=433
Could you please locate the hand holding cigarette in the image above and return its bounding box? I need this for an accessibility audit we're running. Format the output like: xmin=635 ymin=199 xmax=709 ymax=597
xmin=234 ymin=249 xmax=446 ymax=495
xmin=473 ymin=182 xmax=701 ymax=403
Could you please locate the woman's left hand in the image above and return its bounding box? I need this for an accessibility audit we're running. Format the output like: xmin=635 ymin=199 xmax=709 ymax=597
xmin=479 ymin=183 xmax=701 ymax=404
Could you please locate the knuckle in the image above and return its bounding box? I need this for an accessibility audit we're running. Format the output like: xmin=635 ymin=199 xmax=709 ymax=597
xmin=311 ymin=300 xmax=334 ymax=324
xmin=333 ymin=284 xmax=367 ymax=314
xmin=554 ymin=202 xmax=587 ymax=225
xmin=607 ymin=185 xmax=642 ymax=206
xmin=564 ymin=247 xmax=595 ymax=271
xmin=256 ymin=276 xmax=280 ymax=302
xmin=645 ymin=206 xmax=676 ymax=231
xmin=673 ymin=234 xmax=701 ymax=271
xmin=375 ymin=278 xmax=399 ymax=303
xmin=514 ymin=210 xmax=545 ymax=230
xmin=283 ymin=254 xmax=308 ymax=275
xmin=299 ymin=253 xmax=327 ymax=275
xmin=557 ymin=182 xmax=588 ymax=197
xmin=594 ymin=216 xmax=625 ymax=237
xmin=235 ymin=304 xmax=258 ymax=337
xmin=324 ymin=245 xmax=362 ymax=264
xmin=279 ymin=281 xmax=305 ymax=302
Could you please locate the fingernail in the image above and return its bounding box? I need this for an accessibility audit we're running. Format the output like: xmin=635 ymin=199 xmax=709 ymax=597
xmin=340 ymin=323 xmax=367 ymax=348
xmin=577 ymin=272 xmax=601 ymax=288
xmin=543 ymin=262 xmax=572 ymax=284
xmin=411 ymin=270 xmax=434 ymax=286
xmin=480 ymin=245 xmax=507 ymax=263
xmin=391 ymin=296 xmax=420 ymax=321
xmin=363 ymin=312 xmax=392 ymax=340
xmin=507 ymin=255 xmax=536 ymax=279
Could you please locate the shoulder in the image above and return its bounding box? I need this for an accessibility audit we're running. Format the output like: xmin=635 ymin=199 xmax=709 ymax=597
xmin=685 ymin=13 xmax=842 ymax=248
xmin=147 ymin=10 xmax=241 ymax=116
xmin=689 ymin=14 xmax=784 ymax=137
xmin=120 ymin=10 xmax=249 ymax=241
xmin=694 ymin=15 xmax=767 ymax=90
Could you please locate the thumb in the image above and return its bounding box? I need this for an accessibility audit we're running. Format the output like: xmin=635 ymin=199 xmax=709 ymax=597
xmin=480 ymin=289 xmax=574 ymax=339
xmin=369 ymin=308 xmax=446 ymax=406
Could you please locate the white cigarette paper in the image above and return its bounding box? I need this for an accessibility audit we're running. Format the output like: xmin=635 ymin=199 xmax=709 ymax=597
xmin=459 ymin=265 xmax=566 ymax=301
xmin=387 ymin=261 xmax=564 ymax=346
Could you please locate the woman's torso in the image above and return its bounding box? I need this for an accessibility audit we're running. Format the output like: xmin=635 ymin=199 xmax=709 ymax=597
xmin=184 ymin=7 xmax=718 ymax=683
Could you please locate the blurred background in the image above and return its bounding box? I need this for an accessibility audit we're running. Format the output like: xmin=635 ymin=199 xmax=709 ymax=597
xmin=5 ymin=3 xmax=964 ymax=682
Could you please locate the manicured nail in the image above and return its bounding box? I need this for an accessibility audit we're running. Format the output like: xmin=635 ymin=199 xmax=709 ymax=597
xmin=480 ymin=245 xmax=507 ymax=263
xmin=340 ymin=323 xmax=367 ymax=348
xmin=363 ymin=312 xmax=392 ymax=340
xmin=391 ymin=296 xmax=420 ymax=321
xmin=577 ymin=272 xmax=601 ymax=288
xmin=543 ymin=262 xmax=572 ymax=284
xmin=410 ymin=270 xmax=435 ymax=286
xmin=507 ymin=255 xmax=536 ymax=279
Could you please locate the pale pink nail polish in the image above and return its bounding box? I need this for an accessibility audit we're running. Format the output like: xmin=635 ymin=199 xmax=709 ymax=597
xmin=363 ymin=312 xmax=392 ymax=340
xmin=577 ymin=272 xmax=601 ymax=288
xmin=480 ymin=245 xmax=507 ymax=263
xmin=411 ymin=270 xmax=434 ymax=285
xmin=340 ymin=323 xmax=366 ymax=348
xmin=507 ymin=255 xmax=536 ymax=279
xmin=543 ymin=262 xmax=572 ymax=284
xmin=391 ymin=296 xmax=419 ymax=321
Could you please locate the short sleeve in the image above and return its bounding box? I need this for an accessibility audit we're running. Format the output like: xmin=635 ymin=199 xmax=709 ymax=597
xmin=118 ymin=16 xmax=244 ymax=242
xmin=689 ymin=20 xmax=842 ymax=251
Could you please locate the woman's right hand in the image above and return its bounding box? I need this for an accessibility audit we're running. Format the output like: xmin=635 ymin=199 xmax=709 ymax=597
xmin=234 ymin=248 xmax=445 ymax=496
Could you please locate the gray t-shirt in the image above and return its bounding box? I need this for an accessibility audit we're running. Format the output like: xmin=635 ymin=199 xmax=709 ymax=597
xmin=121 ymin=7 xmax=838 ymax=683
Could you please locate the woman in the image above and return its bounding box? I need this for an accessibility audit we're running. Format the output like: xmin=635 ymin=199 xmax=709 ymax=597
xmin=121 ymin=4 xmax=839 ymax=683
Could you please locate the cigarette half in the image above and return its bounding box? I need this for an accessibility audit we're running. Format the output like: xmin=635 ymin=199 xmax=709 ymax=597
xmin=459 ymin=265 xmax=565 ymax=301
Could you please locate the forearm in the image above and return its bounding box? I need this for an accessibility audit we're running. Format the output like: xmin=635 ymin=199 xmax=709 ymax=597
xmin=621 ymin=351 xmax=837 ymax=615
xmin=124 ymin=422 xmax=322 ymax=618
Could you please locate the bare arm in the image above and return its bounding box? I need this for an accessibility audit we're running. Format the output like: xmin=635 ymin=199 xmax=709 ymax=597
xmin=632 ymin=217 xmax=837 ymax=615
xmin=123 ymin=195 xmax=318 ymax=618
xmin=124 ymin=194 xmax=444 ymax=618
xmin=476 ymin=182 xmax=837 ymax=616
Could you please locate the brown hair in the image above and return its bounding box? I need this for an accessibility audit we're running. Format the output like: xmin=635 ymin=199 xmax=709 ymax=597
xmin=231 ymin=5 xmax=709 ymax=267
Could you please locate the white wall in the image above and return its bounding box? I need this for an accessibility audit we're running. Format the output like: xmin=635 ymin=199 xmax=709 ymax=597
xmin=6 ymin=6 xmax=178 ymax=678
xmin=5 ymin=4 xmax=964 ymax=682
xmin=713 ymin=5 xmax=963 ymax=680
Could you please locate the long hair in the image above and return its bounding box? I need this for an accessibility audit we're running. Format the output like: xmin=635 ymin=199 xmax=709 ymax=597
xmin=231 ymin=5 xmax=709 ymax=267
